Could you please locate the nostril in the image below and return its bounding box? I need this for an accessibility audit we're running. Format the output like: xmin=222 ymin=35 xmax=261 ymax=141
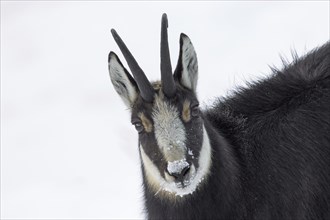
xmin=182 ymin=166 xmax=190 ymax=177
xmin=168 ymin=172 xmax=180 ymax=179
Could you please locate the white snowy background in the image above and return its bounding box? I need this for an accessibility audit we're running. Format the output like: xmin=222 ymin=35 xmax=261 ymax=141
xmin=1 ymin=1 xmax=329 ymax=219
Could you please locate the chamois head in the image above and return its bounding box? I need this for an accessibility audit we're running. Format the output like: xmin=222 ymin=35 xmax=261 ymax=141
xmin=108 ymin=14 xmax=211 ymax=198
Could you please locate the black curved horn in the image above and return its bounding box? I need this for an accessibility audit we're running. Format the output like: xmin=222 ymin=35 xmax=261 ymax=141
xmin=111 ymin=29 xmax=154 ymax=102
xmin=161 ymin=13 xmax=176 ymax=97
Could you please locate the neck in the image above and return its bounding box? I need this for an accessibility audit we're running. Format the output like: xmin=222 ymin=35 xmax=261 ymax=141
xmin=141 ymin=117 xmax=242 ymax=219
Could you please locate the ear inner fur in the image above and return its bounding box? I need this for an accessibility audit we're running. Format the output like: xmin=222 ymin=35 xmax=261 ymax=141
xmin=108 ymin=52 xmax=138 ymax=107
xmin=174 ymin=33 xmax=198 ymax=92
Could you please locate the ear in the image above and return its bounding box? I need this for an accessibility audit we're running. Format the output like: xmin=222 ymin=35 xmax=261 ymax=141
xmin=108 ymin=52 xmax=138 ymax=108
xmin=174 ymin=33 xmax=198 ymax=92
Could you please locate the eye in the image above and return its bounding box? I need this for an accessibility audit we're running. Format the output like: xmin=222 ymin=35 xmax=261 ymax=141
xmin=133 ymin=122 xmax=144 ymax=133
xmin=191 ymin=105 xmax=200 ymax=117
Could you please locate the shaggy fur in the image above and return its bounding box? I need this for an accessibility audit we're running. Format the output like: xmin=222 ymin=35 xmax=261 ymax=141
xmin=142 ymin=42 xmax=330 ymax=219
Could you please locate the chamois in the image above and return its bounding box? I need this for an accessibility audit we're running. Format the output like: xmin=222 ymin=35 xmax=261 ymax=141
xmin=108 ymin=14 xmax=330 ymax=220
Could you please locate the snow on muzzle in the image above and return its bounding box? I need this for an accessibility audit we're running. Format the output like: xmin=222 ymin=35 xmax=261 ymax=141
xmin=166 ymin=159 xmax=194 ymax=186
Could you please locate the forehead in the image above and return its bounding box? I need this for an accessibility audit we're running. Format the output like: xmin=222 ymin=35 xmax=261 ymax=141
xmin=132 ymin=81 xmax=197 ymax=114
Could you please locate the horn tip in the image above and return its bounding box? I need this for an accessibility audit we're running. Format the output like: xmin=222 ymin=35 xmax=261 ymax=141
xmin=162 ymin=13 xmax=168 ymax=27
xmin=111 ymin=28 xmax=118 ymax=38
